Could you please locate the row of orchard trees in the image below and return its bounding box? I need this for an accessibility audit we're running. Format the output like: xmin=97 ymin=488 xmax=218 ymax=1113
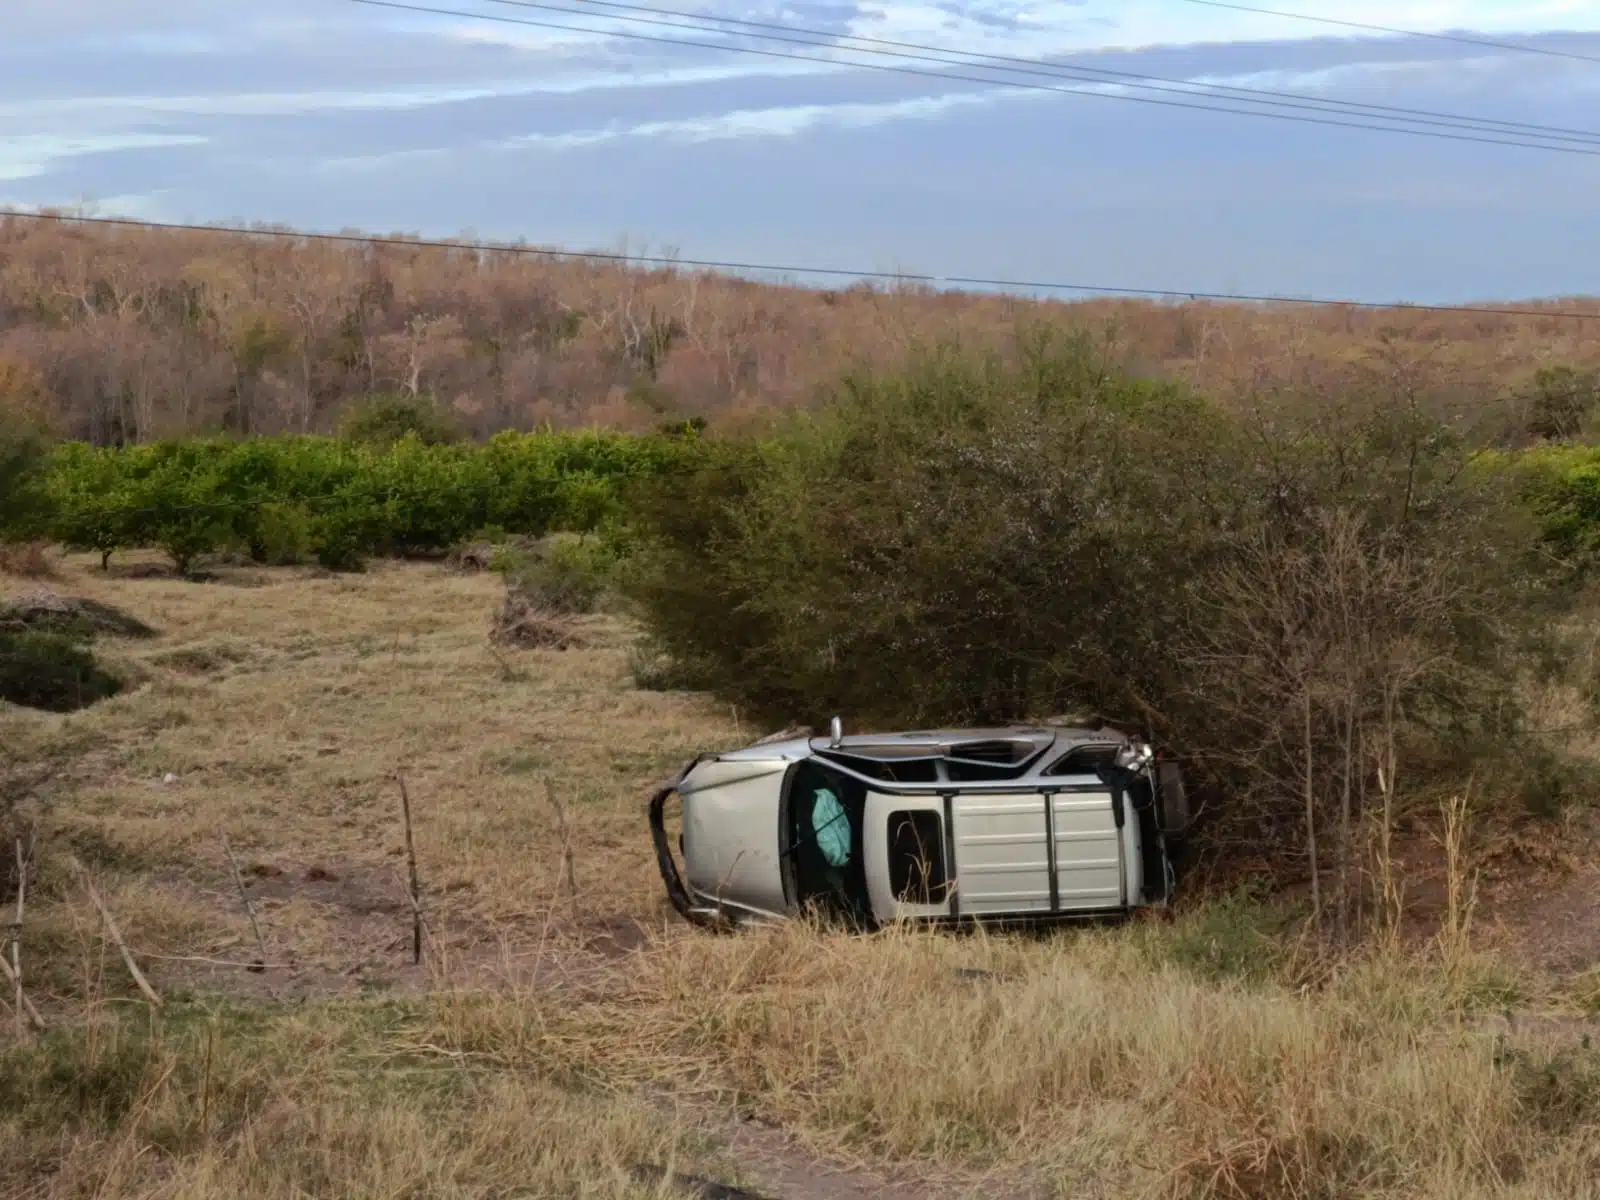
xmin=11 ymin=415 xmax=1600 ymax=580
xmin=4 ymin=427 xmax=708 ymax=572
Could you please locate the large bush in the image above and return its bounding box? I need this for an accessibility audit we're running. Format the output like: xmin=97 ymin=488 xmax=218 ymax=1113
xmin=626 ymin=328 xmax=1250 ymax=727
xmin=622 ymin=329 xmax=1591 ymax=917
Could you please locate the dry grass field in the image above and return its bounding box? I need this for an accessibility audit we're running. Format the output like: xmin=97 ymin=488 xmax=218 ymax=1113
xmin=3 ymin=554 xmax=1600 ymax=1199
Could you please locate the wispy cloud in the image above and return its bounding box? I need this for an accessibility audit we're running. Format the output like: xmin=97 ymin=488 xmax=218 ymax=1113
xmin=495 ymin=86 xmax=1001 ymax=148
xmin=0 ymin=133 xmax=208 ymax=183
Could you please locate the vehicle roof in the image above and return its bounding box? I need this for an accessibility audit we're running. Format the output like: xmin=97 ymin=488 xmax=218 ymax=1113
xmin=712 ymin=724 xmax=1136 ymax=765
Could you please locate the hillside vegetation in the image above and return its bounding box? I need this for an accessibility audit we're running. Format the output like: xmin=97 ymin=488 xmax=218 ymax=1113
xmin=3 ymin=212 xmax=1600 ymax=441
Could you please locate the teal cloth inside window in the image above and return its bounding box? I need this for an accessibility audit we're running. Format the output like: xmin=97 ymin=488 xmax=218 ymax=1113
xmin=811 ymin=787 xmax=851 ymax=867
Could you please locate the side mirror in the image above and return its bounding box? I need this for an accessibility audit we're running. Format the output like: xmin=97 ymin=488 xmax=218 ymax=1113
xmin=829 ymin=716 xmax=843 ymax=748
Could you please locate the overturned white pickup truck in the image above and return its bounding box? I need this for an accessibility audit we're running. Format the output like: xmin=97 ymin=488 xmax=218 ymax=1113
xmin=649 ymin=721 xmax=1189 ymax=931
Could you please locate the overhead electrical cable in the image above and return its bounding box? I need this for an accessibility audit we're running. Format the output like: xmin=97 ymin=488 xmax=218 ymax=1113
xmin=471 ymin=0 xmax=1600 ymax=147
xmin=6 ymin=209 xmax=1599 ymax=322
xmin=346 ymin=0 xmax=1600 ymax=155
xmin=1170 ymin=0 xmax=1600 ymax=66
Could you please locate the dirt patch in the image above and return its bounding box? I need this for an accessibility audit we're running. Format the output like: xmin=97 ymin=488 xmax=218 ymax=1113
xmin=107 ymin=560 xmax=185 ymax=580
xmin=643 ymin=1093 xmax=1048 ymax=1200
xmin=1476 ymin=864 xmax=1600 ymax=973
xmin=575 ymin=912 xmax=653 ymax=957
xmin=1376 ymin=815 xmax=1600 ymax=974
xmin=227 ymin=858 xmax=409 ymax=917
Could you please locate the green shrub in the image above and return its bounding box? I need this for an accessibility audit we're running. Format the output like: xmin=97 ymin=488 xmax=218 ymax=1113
xmin=494 ymin=534 xmax=615 ymax=616
xmin=1138 ymin=885 xmax=1298 ymax=986
xmin=249 ymin=501 xmax=317 ymax=565
xmin=44 ymin=443 xmax=137 ymax=569
xmin=623 ymin=328 xmax=1244 ymax=726
xmin=0 ymin=630 xmax=122 ymax=711
xmin=374 ymin=434 xmax=490 ymax=555
xmin=1509 ymin=443 xmax=1600 ymax=578
xmin=339 ymin=393 xmax=463 ymax=447
xmin=123 ymin=441 xmax=242 ymax=573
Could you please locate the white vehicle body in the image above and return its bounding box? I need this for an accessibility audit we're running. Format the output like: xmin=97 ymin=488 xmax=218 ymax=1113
xmin=649 ymin=722 xmax=1189 ymax=930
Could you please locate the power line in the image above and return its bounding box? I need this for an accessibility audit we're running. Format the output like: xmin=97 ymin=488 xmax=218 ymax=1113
xmin=1171 ymin=0 xmax=1600 ymax=66
xmin=5 ymin=208 xmax=1598 ymax=322
xmin=358 ymin=0 xmax=1600 ymax=154
xmin=474 ymin=0 xmax=1600 ymax=147
xmin=350 ymin=0 xmax=1600 ymax=157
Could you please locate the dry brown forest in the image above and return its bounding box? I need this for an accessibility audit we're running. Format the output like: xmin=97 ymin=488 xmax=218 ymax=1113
xmin=4 ymin=212 xmax=1600 ymax=443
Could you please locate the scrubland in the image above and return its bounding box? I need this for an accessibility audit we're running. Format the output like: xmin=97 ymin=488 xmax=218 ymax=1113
xmin=3 ymin=211 xmax=1599 ymax=442
xmin=4 ymin=217 xmax=1600 ymax=1197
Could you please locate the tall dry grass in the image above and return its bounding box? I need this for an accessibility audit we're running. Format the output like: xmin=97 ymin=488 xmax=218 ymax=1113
xmin=9 ymin=914 xmax=1595 ymax=1199
xmin=417 ymin=919 xmax=1600 ymax=1200
xmin=3 ymin=556 xmax=1597 ymax=1199
xmin=0 ymin=1000 xmax=736 ymax=1198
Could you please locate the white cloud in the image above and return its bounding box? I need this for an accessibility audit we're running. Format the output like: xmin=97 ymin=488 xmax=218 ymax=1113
xmin=0 ymin=61 xmax=841 ymax=134
xmin=460 ymin=43 xmax=1597 ymax=155
xmin=0 ymin=134 xmax=208 ymax=183
xmin=0 ymin=86 xmax=534 ymax=122
xmin=493 ymin=86 xmax=1001 ymax=149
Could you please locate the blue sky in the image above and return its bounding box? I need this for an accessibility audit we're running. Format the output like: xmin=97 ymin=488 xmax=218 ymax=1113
xmin=4 ymin=0 xmax=1600 ymax=303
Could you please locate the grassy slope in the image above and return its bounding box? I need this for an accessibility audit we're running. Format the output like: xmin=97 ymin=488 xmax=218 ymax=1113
xmin=1 ymin=556 xmax=1598 ymax=1199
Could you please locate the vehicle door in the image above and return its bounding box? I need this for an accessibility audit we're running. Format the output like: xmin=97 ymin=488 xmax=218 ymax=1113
xmin=943 ymin=784 xmax=1127 ymax=918
xmin=1048 ymin=787 xmax=1127 ymax=912
xmin=943 ymin=788 xmax=1056 ymax=917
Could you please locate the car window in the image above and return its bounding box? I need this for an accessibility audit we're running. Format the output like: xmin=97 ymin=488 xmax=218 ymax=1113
xmin=887 ymin=810 xmax=947 ymax=903
xmin=811 ymin=786 xmax=852 ymax=867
